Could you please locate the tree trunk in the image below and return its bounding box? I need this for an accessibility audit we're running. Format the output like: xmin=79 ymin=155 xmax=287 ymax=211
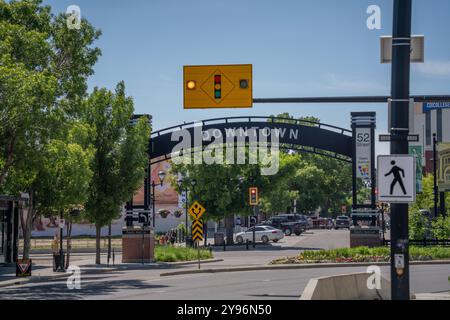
xmin=65 ymin=217 xmax=73 ymax=269
xmin=95 ymin=224 xmax=101 ymax=264
xmin=225 ymin=215 xmax=235 ymax=245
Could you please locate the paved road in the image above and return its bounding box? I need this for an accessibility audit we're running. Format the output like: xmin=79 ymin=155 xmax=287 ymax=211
xmin=5 ymin=229 xmax=446 ymax=300
xmin=24 ymin=229 xmax=350 ymax=269
xmin=0 ymin=264 xmax=449 ymax=300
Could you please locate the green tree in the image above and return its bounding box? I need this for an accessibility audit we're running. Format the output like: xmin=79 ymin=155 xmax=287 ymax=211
xmin=0 ymin=0 xmax=101 ymax=259
xmin=432 ymin=216 xmax=450 ymax=240
xmin=35 ymin=123 xmax=93 ymax=266
xmin=84 ymin=82 xmax=150 ymax=264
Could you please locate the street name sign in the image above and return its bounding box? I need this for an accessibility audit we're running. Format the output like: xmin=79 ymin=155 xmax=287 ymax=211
xmin=188 ymin=201 xmax=206 ymax=220
xmin=423 ymin=101 xmax=450 ymax=112
xmin=377 ymin=155 xmax=416 ymax=203
xmin=379 ymin=134 xmax=419 ymax=142
xmin=183 ymin=64 xmax=253 ymax=109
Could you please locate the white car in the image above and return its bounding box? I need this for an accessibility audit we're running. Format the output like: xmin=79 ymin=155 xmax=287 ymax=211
xmin=235 ymin=225 xmax=284 ymax=244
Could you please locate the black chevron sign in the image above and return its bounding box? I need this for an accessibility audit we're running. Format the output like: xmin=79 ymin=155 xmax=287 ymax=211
xmin=191 ymin=219 xmax=204 ymax=242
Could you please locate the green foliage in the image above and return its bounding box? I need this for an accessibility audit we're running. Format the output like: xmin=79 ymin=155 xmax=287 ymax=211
xmin=409 ymin=174 xmax=435 ymax=213
xmin=36 ymin=139 xmax=93 ymax=214
xmin=432 ymin=216 xmax=450 ymax=240
xmin=154 ymin=245 xmax=213 ymax=262
xmin=409 ymin=210 xmax=432 ymax=240
xmin=270 ymin=246 xmax=450 ymax=264
xmin=0 ymin=0 xmax=101 ymax=189
xmin=84 ymin=82 xmax=150 ymax=228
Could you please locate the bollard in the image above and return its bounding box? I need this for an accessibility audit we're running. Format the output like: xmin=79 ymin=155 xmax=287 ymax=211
xmin=246 ymin=239 xmax=249 ymax=250
xmin=112 ymin=248 xmax=115 ymax=266
xmin=223 ymin=239 xmax=226 ymax=251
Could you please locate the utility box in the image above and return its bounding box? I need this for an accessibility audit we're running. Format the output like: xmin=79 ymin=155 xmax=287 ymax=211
xmin=214 ymin=232 xmax=225 ymax=246
xmin=122 ymin=226 xmax=155 ymax=263
xmin=350 ymin=227 xmax=382 ymax=248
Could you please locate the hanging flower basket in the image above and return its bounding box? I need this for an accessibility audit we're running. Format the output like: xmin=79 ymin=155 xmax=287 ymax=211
xmin=158 ymin=209 xmax=170 ymax=218
xmin=174 ymin=209 xmax=183 ymax=218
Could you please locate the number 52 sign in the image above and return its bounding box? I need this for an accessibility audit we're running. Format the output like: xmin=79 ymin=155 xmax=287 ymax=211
xmin=355 ymin=128 xmax=372 ymax=180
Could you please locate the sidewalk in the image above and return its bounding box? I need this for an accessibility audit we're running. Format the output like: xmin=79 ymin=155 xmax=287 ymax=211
xmin=0 ymin=253 xmax=223 ymax=289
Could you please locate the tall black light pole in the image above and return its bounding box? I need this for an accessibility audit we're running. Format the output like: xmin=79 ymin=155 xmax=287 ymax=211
xmin=152 ymin=171 xmax=166 ymax=230
xmin=389 ymin=0 xmax=412 ymax=300
xmin=433 ymin=133 xmax=438 ymax=218
xmin=59 ymin=210 xmax=64 ymax=271
xmin=178 ymin=176 xmax=196 ymax=246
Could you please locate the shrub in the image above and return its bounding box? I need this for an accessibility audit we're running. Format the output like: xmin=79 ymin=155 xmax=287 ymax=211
xmin=154 ymin=245 xmax=213 ymax=262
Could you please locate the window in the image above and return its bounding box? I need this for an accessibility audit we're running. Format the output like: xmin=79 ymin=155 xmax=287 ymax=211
xmin=254 ymin=227 xmax=265 ymax=232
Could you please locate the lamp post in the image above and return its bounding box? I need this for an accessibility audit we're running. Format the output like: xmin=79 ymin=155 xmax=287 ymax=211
xmin=177 ymin=175 xmax=196 ymax=246
xmin=433 ymin=133 xmax=438 ymax=218
xmin=152 ymin=171 xmax=166 ymax=229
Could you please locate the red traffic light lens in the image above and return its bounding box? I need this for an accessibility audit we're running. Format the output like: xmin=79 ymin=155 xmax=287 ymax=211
xmin=215 ymin=75 xmax=221 ymax=84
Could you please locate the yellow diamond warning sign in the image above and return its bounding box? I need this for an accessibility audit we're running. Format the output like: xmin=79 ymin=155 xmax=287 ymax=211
xmin=189 ymin=201 xmax=206 ymax=220
xmin=184 ymin=64 xmax=252 ymax=109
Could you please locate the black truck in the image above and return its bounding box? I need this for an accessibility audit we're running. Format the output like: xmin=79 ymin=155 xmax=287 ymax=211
xmin=261 ymin=214 xmax=307 ymax=236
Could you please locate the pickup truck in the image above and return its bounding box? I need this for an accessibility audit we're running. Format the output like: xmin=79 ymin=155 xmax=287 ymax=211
xmin=260 ymin=216 xmax=305 ymax=236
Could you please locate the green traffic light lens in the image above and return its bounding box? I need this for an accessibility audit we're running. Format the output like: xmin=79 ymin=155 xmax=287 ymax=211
xmin=215 ymin=90 xmax=221 ymax=99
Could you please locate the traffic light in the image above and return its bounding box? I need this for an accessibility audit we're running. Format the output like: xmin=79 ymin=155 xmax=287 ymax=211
xmin=183 ymin=64 xmax=253 ymax=109
xmin=249 ymin=187 xmax=258 ymax=206
xmin=214 ymin=75 xmax=221 ymax=99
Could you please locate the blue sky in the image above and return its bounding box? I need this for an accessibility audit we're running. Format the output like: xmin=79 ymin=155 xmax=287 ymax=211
xmin=43 ymin=0 xmax=450 ymax=155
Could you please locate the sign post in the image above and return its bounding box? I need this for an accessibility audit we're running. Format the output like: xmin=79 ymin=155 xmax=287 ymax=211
xmin=189 ymin=202 xmax=205 ymax=269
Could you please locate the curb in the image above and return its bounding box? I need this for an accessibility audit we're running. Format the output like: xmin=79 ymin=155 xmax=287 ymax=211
xmin=0 ymin=259 xmax=223 ymax=288
xmin=159 ymin=259 xmax=450 ymax=277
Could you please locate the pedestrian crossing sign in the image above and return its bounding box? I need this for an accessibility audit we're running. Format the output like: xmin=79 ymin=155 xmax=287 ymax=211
xmin=377 ymin=155 xmax=416 ymax=203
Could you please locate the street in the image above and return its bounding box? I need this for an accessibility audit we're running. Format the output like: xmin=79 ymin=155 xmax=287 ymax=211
xmin=1 ymin=229 xmax=449 ymax=300
xmin=1 ymin=264 xmax=449 ymax=300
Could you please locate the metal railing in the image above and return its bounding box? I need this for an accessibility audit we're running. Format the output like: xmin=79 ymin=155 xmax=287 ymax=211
xmin=383 ymin=239 xmax=450 ymax=246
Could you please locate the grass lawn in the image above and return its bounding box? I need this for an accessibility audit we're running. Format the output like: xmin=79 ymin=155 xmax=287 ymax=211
xmin=270 ymin=246 xmax=450 ymax=264
xmin=154 ymin=245 xmax=213 ymax=262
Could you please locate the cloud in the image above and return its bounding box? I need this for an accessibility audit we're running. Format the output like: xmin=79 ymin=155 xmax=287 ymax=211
xmin=416 ymin=60 xmax=450 ymax=78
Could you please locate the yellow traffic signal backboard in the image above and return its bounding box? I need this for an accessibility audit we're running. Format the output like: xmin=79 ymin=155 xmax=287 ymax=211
xmin=183 ymin=64 xmax=253 ymax=109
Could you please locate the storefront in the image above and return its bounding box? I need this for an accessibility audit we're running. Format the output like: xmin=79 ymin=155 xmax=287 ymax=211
xmin=0 ymin=195 xmax=19 ymax=265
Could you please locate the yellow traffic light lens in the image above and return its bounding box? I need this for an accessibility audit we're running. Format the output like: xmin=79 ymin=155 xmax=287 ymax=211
xmin=186 ymin=81 xmax=196 ymax=90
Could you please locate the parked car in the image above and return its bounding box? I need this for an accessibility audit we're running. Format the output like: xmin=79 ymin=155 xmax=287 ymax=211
xmin=235 ymin=225 xmax=284 ymax=244
xmin=316 ymin=217 xmax=333 ymax=229
xmin=262 ymin=215 xmax=305 ymax=236
xmin=335 ymin=215 xmax=351 ymax=229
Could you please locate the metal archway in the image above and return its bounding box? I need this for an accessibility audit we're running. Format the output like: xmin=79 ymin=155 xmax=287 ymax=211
xmin=149 ymin=116 xmax=353 ymax=165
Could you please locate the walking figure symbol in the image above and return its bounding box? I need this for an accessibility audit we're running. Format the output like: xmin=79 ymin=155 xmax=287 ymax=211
xmin=385 ymin=160 xmax=406 ymax=195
